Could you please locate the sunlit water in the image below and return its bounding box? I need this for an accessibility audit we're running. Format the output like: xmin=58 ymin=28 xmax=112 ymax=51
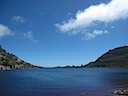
xmin=0 ymin=68 xmax=128 ymax=96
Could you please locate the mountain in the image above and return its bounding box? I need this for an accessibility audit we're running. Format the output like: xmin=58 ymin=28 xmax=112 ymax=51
xmin=0 ymin=46 xmax=40 ymax=70
xmin=85 ymin=46 xmax=128 ymax=68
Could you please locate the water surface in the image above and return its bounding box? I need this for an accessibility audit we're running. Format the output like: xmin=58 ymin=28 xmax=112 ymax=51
xmin=0 ymin=68 xmax=128 ymax=96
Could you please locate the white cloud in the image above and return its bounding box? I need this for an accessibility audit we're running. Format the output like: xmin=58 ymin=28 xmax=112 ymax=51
xmin=23 ymin=31 xmax=37 ymax=43
xmin=12 ymin=16 xmax=26 ymax=23
xmin=55 ymin=0 xmax=128 ymax=39
xmin=85 ymin=30 xmax=109 ymax=40
xmin=0 ymin=24 xmax=13 ymax=38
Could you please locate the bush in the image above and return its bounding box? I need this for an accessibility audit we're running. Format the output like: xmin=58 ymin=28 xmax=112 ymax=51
xmin=3 ymin=62 xmax=10 ymax=66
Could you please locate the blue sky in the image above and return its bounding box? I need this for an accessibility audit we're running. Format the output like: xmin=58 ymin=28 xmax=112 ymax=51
xmin=0 ymin=0 xmax=128 ymax=67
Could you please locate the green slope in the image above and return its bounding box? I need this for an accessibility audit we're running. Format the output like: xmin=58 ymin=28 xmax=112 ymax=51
xmin=85 ymin=46 xmax=128 ymax=68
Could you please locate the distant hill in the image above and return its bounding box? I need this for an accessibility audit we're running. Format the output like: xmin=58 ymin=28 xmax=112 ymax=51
xmin=85 ymin=46 xmax=128 ymax=68
xmin=0 ymin=46 xmax=40 ymax=70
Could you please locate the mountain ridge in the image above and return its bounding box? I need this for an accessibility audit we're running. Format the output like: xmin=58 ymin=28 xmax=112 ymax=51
xmin=0 ymin=45 xmax=40 ymax=70
xmin=85 ymin=46 xmax=128 ymax=68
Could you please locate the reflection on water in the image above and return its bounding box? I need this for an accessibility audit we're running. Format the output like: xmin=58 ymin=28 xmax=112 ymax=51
xmin=0 ymin=68 xmax=128 ymax=96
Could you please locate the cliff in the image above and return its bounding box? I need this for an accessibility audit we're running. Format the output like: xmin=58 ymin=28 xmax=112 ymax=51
xmin=85 ymin=46 xmax=128 ymax=68
xmin=0 ymin=46 xmax=40 ymax=70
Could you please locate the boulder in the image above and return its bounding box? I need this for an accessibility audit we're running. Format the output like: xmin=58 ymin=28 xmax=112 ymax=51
xmin=113 ymin=90 xmax=128 ymax=96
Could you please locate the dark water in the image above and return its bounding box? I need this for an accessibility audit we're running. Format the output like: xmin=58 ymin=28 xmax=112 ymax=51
xmin=0 ymin=68 xmax=128 ymax=96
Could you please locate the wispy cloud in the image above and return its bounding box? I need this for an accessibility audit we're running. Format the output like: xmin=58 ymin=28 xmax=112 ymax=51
xmin=65 ymin=12 xmax=73 ymax=19
xmin=12 ymin=16 xmax=26 ymax=23
xmin=0 ymin=24 xmax=13 ymax=38
xmin=55 ymin=0 xmax=128 ymax=39
xmin=23 ymin=31 xmax=37 ymax=43
xmin=85 ymin=30 xmax=109 ymax=40
xmin=67 ymin=12 xmax=72 ymax=16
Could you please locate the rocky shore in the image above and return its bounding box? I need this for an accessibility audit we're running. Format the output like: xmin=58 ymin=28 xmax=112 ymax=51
xmin=113 ymin=90 xmax=128 ymax=96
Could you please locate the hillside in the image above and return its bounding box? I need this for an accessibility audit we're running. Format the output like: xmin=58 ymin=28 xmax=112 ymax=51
xmin=85 ymin=46 xmax=128 ymax=68
xmin=0 ymin=46 xmax=40 ymax=70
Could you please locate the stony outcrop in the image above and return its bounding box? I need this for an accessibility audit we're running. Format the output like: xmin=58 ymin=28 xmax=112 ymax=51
xmin=113 ymin=90 xmax=128 ymax=96
xmin=85 ymin=46 xmax=128 ymax=68
xmin=0 ymin=46 xmax=40 ymax=70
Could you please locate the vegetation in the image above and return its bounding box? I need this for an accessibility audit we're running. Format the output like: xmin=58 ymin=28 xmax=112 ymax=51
xmin=0 ymin=45 xmax=41 ymax=70
xmin=1 ymin=45 xmax=128 ymax=69
xmin=85 ymin=46 xmax=128 ymax=68
xmin=56 ymin=46 xmax=128 ymax=68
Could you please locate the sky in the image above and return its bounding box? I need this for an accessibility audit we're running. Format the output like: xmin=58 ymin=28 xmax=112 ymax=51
xmin=0 ymin=0 xmax=128 ymax=67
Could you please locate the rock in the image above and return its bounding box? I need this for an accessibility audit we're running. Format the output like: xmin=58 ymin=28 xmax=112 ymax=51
xmin=6 ymin=66 xmax=11 ymax=70
xmin=0 ymin=45 xmax=42 ymax=70
xmin=113 ymin=90 xmax=128 ymax=96
xmin=0 ymin=65 xmax=6 ymax=70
